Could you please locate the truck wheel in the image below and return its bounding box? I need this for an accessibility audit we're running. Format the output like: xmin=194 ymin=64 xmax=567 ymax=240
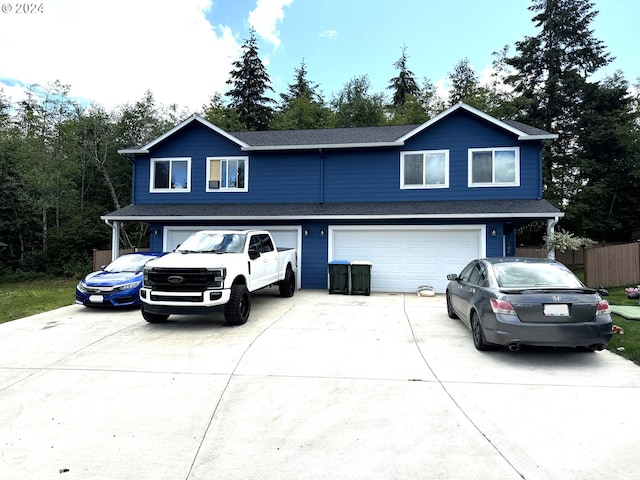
xmin=141 ymin=304 xmax=169 ymax=323
xmin=278 ymin=267 xmax=296 ymax=297
xmin=225 ymin=284 xmax=251 ymax=325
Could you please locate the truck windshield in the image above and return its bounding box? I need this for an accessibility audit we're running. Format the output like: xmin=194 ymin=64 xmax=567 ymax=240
xmin=177 ymin=233 xmax=246 ymax=253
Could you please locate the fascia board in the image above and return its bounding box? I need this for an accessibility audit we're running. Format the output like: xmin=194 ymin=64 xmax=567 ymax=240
xmin=101 ymin=211 xmax=564 ymax=222
xmin=117 ymin=115 xmax=250 ymax=155
xmin=397 ymin=102 xmax=557 ymax=143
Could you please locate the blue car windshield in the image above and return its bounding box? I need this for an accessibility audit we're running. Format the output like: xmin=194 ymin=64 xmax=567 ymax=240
xmin=494 ymin=263 xmax=584 ymax=288
xmin=105 ymin=254 xmax=158 ymax=273
xmin=177 ymin=233 xmax=246 ymax=253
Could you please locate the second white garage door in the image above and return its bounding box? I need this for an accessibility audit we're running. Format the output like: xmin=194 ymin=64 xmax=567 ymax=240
xmin=329 ymin=225 xmax=485 ymax=293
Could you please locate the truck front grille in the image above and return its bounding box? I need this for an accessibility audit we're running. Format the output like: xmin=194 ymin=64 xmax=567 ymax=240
xmin=150 ymin=293 xmax=202 ymax=303
xmin=145 ymin=268 xmax=224 ymax=291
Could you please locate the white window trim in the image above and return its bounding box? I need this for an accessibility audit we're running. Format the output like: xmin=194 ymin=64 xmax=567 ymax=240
xmin=400 ymin=149 xmax=449 ymax=189
xmin=468 ymin=147 xmax=520 ymax=187
xmin=206 ymin=156 xmax=249 ymax=193
xmin=149 ymin=157 xmax=191 ymax=193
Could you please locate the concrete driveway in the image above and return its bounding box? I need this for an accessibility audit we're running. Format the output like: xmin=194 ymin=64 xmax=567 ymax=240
xmin=1 ymin=290 xmax=639 ymax=480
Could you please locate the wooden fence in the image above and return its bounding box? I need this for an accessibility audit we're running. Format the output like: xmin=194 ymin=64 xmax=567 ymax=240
xmin=584 ymin=242 xmax=640 ymax=288
xmin=517 ymin=243 xmax=640 ymax=287
xmin=92 ymin=248 xmax=148 ymax=271
xmin=515 ymin=247 xmax=584 ymax=267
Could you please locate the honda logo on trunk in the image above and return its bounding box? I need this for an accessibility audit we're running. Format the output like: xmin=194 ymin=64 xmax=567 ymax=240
xmin=167 ymin=276 xmax=184 ymax=284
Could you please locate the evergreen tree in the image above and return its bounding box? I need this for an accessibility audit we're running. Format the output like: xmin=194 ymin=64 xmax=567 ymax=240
xmin=226 ymin=29 xmax=275 ymax=131
xmin=564 ymin=73 xmax=640 ymax=242
xmin=272 ymin=60 xmax=333 ymax=129
xmin=202 ymin=93 xmax=245 ymax=132
xmin=505 ymin=0 xmax=612 ymax=207
xmin=388 ymin=45 xmax=420 ymax=108
xmin=447 ymin=58 xmax=492 ymax=110
xmin=331 ymin=75 xmax=386 ymax=128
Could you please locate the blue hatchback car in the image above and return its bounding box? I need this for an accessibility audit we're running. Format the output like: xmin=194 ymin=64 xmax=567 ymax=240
xmin=76 ymin=252 xmax=165 ymax=307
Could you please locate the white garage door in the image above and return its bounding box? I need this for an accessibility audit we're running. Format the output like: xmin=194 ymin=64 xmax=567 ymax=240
xmin=163 ymin=225 xmax=302 ymax=288
xmin=330 ymin=225 xmax=485 ymax=293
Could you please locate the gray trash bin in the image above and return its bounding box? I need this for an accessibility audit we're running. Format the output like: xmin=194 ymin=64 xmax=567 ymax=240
xmin=328 ymin=260 xmax=350 ymax=294
xmin=350 ymin=261 xmax=373 ymax=296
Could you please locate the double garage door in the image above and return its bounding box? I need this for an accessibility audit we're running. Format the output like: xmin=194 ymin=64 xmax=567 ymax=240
xmin=164 ymin=225 xmax=484 ymax=294
xmin=330 ymin=226 xmax=485 ymax=293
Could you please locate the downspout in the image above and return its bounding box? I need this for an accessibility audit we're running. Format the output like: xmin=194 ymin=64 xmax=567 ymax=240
xmin=103 ymin=218 xmax=121 ymax=261
xmin=546 ymin=216 xmax=559 ymax=260
xmin=319 ymin=148 xmax=324 ymax=204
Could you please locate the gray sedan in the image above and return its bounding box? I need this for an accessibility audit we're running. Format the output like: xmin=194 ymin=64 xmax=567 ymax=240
xmin=446 ymin=257 xmax=613 ymax=352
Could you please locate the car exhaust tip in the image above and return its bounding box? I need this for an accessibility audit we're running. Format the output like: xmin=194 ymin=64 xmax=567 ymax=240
xmin=507 ymin=343 xmax=521 ymax=352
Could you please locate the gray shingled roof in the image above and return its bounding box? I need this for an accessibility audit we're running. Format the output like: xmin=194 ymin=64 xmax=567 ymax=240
xmin=231 ymin=124 xmax=420 ymax=148
xmin=103 ymin=200 xmax=561 ymax=221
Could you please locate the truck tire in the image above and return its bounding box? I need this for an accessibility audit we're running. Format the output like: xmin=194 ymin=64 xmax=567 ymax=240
xmin=141 ymin=304 xmax=169 ymax=323
xmin=278 ymin=267 xmax=296 ymax=297
xmin=224 ymin=284 xmax=251 ymax=325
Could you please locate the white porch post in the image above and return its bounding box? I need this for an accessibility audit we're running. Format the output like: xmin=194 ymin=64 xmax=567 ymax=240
xmin=546 ymin=217 xmax=559 ymax=260
xmin=104 ymin=220 xmax=121 ymax=261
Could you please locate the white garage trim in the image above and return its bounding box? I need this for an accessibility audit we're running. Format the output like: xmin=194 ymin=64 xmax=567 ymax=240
xmin=163 ymin=225 xmax=302 ymax=289
xmin=328 ymin=225 xmax=486 ymax=294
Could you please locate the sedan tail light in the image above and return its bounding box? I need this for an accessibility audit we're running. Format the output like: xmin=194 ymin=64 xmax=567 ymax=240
xmin=596 ymin=300 xmax=610 ymax=315
xmin=490 ymin=298 xmax=517 ymax=315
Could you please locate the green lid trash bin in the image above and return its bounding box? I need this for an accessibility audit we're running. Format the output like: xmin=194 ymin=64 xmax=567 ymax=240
xmin=350 ymin=261 xmax=373 ymax=296
xmin=328 ymin=260 xmax=350 ymax=294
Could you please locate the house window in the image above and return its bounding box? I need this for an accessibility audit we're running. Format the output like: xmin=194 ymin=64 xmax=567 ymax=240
xmin=150 ymin=157 xmax=191 ymax=192
xmin=400 ymin=150 xmax=449 ymax=189
xmin=468 ymin=147 xmax=520 ymax=187
xmin=206 ymin=157 xmax=248 ymax=192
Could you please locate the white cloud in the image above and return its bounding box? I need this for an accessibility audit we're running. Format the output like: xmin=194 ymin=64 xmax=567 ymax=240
xmin=248 ymin=0 xmax=293 ymax=47
xmin=0 ymin=0 xmax=241 ymax=111
xmin=319 ymin=30 xmax=338 ymax=39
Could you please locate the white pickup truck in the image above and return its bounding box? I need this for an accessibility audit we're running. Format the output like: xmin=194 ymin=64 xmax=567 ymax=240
xmin=139 ymin=230 xmax=297 ymax=325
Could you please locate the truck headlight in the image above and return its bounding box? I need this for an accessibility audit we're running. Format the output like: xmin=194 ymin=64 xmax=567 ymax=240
xmin=208 ymin=268 xmax=226 ymax=288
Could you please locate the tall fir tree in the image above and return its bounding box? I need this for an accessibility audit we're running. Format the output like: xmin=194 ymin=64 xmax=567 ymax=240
xmin=388 ymin=45 xmax=420 ymax=108
xmin=505 ymin=0 xmax=612 ymax=208
xmin=226 ymin=29 xmax=275 ymax=131
xmin=272 ymin=60 xmax=333 ymax=129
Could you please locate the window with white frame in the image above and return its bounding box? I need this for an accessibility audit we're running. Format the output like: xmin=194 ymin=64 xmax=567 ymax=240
xmin=150 ymin=157 xmax=191 ymax=192
xmin=400 ymin=150 xmax=449 ymax=189
xmin=468 ymin=147 xmax=519 ymax=187
xmin=206 ymin=157 xmax=248 ymax=192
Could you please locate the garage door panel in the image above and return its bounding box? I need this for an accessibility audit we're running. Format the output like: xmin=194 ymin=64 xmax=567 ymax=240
xmin=331 ymin=227 xmax=483 ymax=293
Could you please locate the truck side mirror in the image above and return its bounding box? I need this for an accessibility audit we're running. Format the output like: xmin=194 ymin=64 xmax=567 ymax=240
xmin=248 ymin=248 xmax=260 ymax=260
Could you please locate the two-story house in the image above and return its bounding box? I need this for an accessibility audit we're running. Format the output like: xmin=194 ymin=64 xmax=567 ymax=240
xmin=102 ymin=102 xmax=561 ymax=293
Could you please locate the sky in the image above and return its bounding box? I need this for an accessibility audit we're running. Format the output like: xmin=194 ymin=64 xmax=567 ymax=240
xmin=0 ymin=0 xmax=638 ymax=113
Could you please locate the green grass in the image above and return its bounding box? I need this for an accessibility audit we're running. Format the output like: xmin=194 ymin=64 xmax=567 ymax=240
xmin=602 ymin=284 xmax=640 ymax=365
xmin=0 ymin=278 xmax=79 ymax=324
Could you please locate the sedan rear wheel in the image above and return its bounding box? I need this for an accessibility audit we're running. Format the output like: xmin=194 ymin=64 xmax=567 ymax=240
xmin=471 ymin=312 xmax=491 ymax=351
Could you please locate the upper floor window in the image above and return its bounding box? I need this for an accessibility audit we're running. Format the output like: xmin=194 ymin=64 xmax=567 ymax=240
xmin=207 ymin=156 xmax=248 ymax=192
xmin=468 ymin=147 xmax=520 ymax=187
xmin=150 ymin=157 xmax=191 ymax=192
xmin=400 ymin=150 xmax=449 ymax=189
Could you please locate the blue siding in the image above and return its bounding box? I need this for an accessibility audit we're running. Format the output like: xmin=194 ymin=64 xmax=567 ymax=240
xmin=132 ymin=110 xmax=544 ymax=205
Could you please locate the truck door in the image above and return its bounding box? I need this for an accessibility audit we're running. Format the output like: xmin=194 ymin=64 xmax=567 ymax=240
xmin=248 ymin=234 xmax=279 ymax=290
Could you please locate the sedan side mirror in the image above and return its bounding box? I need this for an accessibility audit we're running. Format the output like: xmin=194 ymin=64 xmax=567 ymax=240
xmin=446 ymin=274 xmax=458 ymax=281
